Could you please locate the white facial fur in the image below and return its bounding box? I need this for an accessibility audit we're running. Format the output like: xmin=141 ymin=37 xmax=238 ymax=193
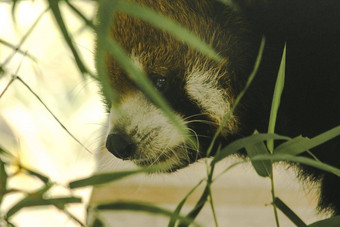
xmin=104 ymin=91 xmax=193 ymax=171
xmin=185 ymin=63 xmax=238 ymax=135
xmin=98 ymin=57 xmax=238 ymax=171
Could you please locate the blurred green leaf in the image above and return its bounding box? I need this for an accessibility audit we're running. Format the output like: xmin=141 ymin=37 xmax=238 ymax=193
xmin=0 ymin=158 xmax=8 ymax=205
xmin=6 ymin=195 xmax=81 ymax=218
xmin=96 ymin=201 xmax=197 ymax=226
xmin=178 ymin=186 xmax=209 ymax=227
xmin=308 ymin=215 xmax=340 ymax=227
xmin=273 ymin=197 xmax=307 ymax=227
xmin=90 ymin=218 xmax=105 ymax=227
xmin=22 ymin=167 xmax=49 ymax=184
xmin=114 ymin=0 xmax=221 ymax=62
xmin=168 ymin=180 xmax=204 ymax=227
xmin=48 ymin=0 xmax=89 ymax=76
xmin=11 ymin=0 xmax=19 ymax=23
xmin=252 ymin=154 xmax=340 ymax=177
xmin=6 ymin=183 xmax=81 ymax=218
xmin=267 ymin=44 xmax=286 ymax=152
xmin=69 ymin=168 xmax=157 ymax=189
xmin=95 ymin=0 xmax=119 ymax=109
xmin=64 ymin=0 xmax=95 ymax=29
xmin=275 ymin=125 xmax=340 ymax=155
xmin=0 ymin=145 xmax=12 ymax=157
xmin=212 ymin=133 xmax=290 ymax=165
xmin=245 ymin=141 xmax=272 ymax=177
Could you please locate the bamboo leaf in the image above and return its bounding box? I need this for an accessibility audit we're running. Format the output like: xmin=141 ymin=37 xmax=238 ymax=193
xmin=6 ymin=195 xmax=81 ymax=218
xmin=96 ymin=201 xmax=197 ymax=226
xmin=274 ymin=135 xmax=311 ymax=155
xmin=267 ymin=44 xmax=286 ymax=152
xmin=275 ymin=125 xmax=340 ymax=155
xmin=308 ymin=215 xmax=340 ymax=227
xmin=252 ymin=154 xmax=340 ymax=177
xmin=47 ymin=0 xmax=89 ymax=76
xmin=69 ymin=168 xmax=157 ymax=189
xmin=273 ymin=197 xmax=307 ymax=227
xmin=178 ymin=186 xmax=209 ymax=227
xmin=22 ymin=167 xmax=49 ymax=184
xmin=0 ymin=158 xmax=8 ymax=204
xmin=212 ymin=133 xmax=290 ymax=165
xmin=64 ymin=0 xmax=95 ymax=29
xmin=168 ymin=180 xmax=204 ymax=227
xmin=0 ymin=145 xmax=13 ymax=157
xmin=245 ymin=141 xmax=272 ymax=177
xmin=114 ymin=0 xmax=221 ymax=62
xmin=95 ymin=0 xmax=119 ymax=109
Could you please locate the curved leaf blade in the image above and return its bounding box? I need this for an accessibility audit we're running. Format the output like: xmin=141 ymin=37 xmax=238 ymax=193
xmin=245 ymin=141 xmax=272 ymax=177
xmin=96 ymin=201 xmax=198 ymax=226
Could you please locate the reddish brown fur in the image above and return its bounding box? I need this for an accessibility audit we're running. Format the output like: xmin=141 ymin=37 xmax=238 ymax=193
xmin=107 ymin=0 xmax=254 ymax=104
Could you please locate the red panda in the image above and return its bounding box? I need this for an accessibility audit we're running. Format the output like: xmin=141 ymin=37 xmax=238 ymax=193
xmin=96 ymin=0 xmax=340 ymax=215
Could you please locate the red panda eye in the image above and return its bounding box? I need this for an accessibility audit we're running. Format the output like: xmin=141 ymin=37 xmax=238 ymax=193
xmin=150 ymin=74 xmax=167 ymax=90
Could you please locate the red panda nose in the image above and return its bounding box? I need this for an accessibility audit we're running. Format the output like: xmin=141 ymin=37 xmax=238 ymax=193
xmin=106 ymin=133 xmax=136 ymax=160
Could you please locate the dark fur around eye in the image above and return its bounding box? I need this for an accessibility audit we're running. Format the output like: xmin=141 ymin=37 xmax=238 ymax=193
xmin=149 ymin=74 xmax=167 ymax=90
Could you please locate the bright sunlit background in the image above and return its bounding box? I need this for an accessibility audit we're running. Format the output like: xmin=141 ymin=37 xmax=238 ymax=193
xmin=0 ymin=1 xmax=103 ymax=226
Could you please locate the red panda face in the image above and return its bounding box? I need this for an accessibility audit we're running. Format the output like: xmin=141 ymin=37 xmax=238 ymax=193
xmin=98 ymin=0 xmax=253 ymax=172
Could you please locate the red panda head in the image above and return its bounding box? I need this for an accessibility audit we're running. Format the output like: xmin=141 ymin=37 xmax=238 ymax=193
xmin=98 ymin=0 xmax=255 ymax=171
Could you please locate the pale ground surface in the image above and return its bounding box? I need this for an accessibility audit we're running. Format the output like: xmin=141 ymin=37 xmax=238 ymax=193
xmin=0 ymin=1 xmax=330 ymax=227
xmin=90 ymin=158 xmax=329 ymax=227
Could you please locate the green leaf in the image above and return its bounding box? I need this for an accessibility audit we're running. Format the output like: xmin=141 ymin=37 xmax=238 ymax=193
xmin=168 ymin=180 xmax=204 ymax=227
xmin=69 ymin=168 xmax=157 ymax=189
xmin=11 ymin=0 xmax=19 ymax=23
xmin=245 ymin=141 xmax=272 ymax=177
xmin=252 ymin=154 xmax=340 ymax=177
xmin=274 ymin=135 xmax=311 ymax=155
xmin=275 ymin=125 xmax=340 ymax=155
xmin=267 ymin=44 xmax=286 ymax=152
xmin=23 ymin=167 xmax=49 ymax=184
xmin=96 ymin=201 xmax=197 ymax=226
xmin=211 ymin=133 xmax=290 ymax=165
xmin=114 ymin=0 xmax=221 ymax=62
xmin=6 ymin=195 xmax=81 ymax=218
xmin=95 ymin=0 xmax=120 ymax=109
xmin=273 ymin=197 xmax=307 ymax=227
xmin=64 ymin=0 xmax=95 ymax=29
xmin=178 ymin=186 xmax=209 ymax=227
xmin=47 ymin=0 xmax=89 ymax=76
xmin=0 ymin=158 xmax=8 ymax=204
xmin=308 ymin=215 xmax=340 ymax=227
xmin=6 ymin=183 xmax=81 ymax=218
xmin=0 ymin=145 xmax=13 ymax=157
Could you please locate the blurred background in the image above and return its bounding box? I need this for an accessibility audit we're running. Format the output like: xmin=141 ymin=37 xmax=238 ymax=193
xmin=0 ymin=1 xmax=330 ymax=226
xmin=0 ymin=0 xmax=101 ymax=226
